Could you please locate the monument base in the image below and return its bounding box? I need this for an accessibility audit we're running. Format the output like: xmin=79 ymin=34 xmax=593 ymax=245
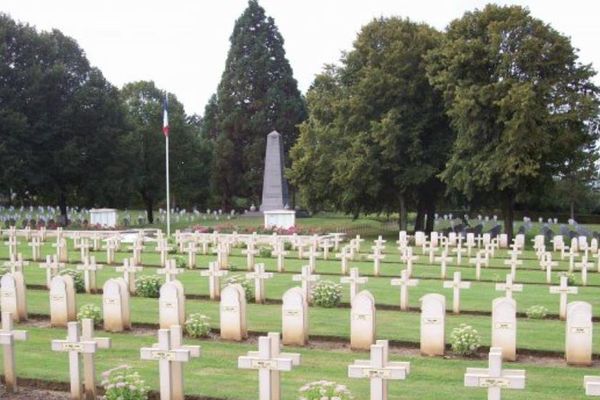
xmin=264 ymin=210 xmax=296 ymax=229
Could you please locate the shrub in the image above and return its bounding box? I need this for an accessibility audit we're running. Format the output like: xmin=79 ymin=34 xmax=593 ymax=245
xmin=226 ymin=275 xmax=252 ymax=301
xmin=174 ymin=255 xmax=187 ymax=269
xmin=0 ymin=266 xmax=8 ymax=278
xmin=312 ymin=280 xmax=342 ymax=308
xmin=59 ymin=269 xmax=85 ymax=293
xmin=526 ymin=305 xmax=548 ymax=319
xmin=135 ymin=275 xmax=162 ymax=298
xmin=101 ymin=365 xmax=149 ymax=400
xmin=298 ymin=380 xmax=354 ymax=400
xmin=284 ymin=241 xmax=293 ymax=251
xmin=259 ymin=247 xmax=272 ymax=258
xmin=78 ymin=303 xmax=102 ymax=325
xmin=450 ymin=324 xmax=481 ymax=356
xmin=185 ymin=313 xmax=211 ymax=338
xmin=559 ymin=271 xmax=576 ymax=285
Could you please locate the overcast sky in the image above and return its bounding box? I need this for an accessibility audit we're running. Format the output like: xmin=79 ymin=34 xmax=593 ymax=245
xmin=2 ymin=0 xmax=599 ymax=115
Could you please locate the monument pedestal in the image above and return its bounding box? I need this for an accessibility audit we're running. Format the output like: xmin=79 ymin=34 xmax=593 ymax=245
xmin=264 ymin=210 xmax=295 ymax=229
xmin=89 ymin=209 xmax=117 ymax=228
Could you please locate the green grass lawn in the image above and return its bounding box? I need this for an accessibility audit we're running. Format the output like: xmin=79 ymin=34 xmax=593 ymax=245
xmin=2 ymin=228 xmax=600 ymax=399
xmin=6 ymin=325 xmax=598 ymax=400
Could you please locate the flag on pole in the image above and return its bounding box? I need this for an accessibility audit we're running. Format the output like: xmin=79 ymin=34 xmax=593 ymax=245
xmin=162 ymin=95 xmax=169 ymax=137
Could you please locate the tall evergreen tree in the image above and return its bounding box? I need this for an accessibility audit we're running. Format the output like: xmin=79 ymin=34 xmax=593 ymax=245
xmin=203 ymin=0 xmax=306 ymax=210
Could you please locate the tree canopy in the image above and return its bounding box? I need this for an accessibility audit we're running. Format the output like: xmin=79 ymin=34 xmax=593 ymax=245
xmin=289 ymin=17 xmax=452 ymax=230
xmin=426 ymin=4 xmax=600 ymax=238
xmin=203 ymin=0 xmax=306 ymax=210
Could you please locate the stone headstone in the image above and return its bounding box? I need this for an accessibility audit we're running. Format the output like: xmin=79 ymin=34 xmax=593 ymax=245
xmin=351 ymin=290 xmax=376 ymax=350
xmin=159 ymin=280 xmax=186 ymax=329
xmin=0 ymin=272 xmax=27 ymax=321
xmin=565 ymin=301 xmax=592 ymax=366
xmin=0 ymin=311 xmax=28 ymax=393
xmin=260 ymin=131 xmax=290 ymax=211
xmin=282 ymin=287 xmax=308 ymax=346
xmin=102 ymin=278 xmax=131 ymax=332
xmin=420 ymin=294 xmax=445 ymax=356
xmin=49 ymin=275 xmax=76 ymax=327
xmin=220 ymin=284 xmax=248 ymax=341
xmin=492 ymin=297 xmax=517 ymax=361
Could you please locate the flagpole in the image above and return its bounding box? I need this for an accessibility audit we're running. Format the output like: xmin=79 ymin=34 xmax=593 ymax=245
xmin=165 ymin=134 xmax=171 ymax=237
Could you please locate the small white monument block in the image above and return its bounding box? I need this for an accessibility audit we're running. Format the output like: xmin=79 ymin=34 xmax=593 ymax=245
xmin=264 ymin=210 xmax=296 ymax=230
xmin=89 ymin=208 xmax=117 ymax=228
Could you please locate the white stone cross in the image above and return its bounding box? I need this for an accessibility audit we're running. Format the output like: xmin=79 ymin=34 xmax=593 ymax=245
xmin=568 ymin=247 xmax=579 ymax=272
xmin=158 ymin=259 xmax=183 ymax=283
xmin=104 ymin=238 xmax=118 ymax=265
xmin=140 ymin=326 xmax=200 ymax=400
xmin=0 ymin=311 xmax=28 ymax=393
xmin=503 ymin=255 xmax=522 ymax=281
xmin=305 ymin=247 xmax=321 ymax=272
xmin=28 ymin=236 xmax=42 ymax=261
xmin=464 ymin=347 xmax=526 ymax=400
xmin=341 ymin=267 xmax=369 ymax=302
xmin=238 ymin=332 xmax=300 ymax=400
xmin=374 ymin=235 xmax=386 ymax=248
xmin=435 ymin=251 xmax=453 ymax=279
xmin=443 ymin=271 xmax=471 ymax=314
xmin=401 ymin=247 xmax=418 ymax=277
xmin=549 ymin=275 xmax=578 ymax=320
xmin=469 ymin=251 xmax=486 ymax=281
xmin=129 ymin=240 xmax=145 ymax=266
xmin=271 ymin=242 xmax=288 ymax=272
xmin=155 ymin=239 xmax=172 ymax=267
xmin=422 ymin=241 xmax=437 ymax=263
xmin=116 ymin=258 xmax=143 ymax=294
xmin=540 ymin=252 xmax=558 ymax=284
xmin=242 ymin=241 xmax=259 ymax=271
xmin=336 ymin=246 xmax=351 ymax=275
xmin=575 ymin=257 xmax=593 ymax=286
xmin=76 ymin=256 xmax=103 ymax=294
xmin=292 ymin=266 xmax=320 ymax=304
xmin=495 ymin=274 xmax=523 ymax=299
xmin=320 ymin=239 xmax=333 ymax=260
xmin=200 ymin=262 xmax=228 ymax=300
xmin=80 ymin=318 xmax=111 ymax=399
xmin=78 ymin=237 xmax=91 ymax=260
xmin=368 ymin=248 xmax=385 ymax=276
xmin=51 ymin=321 xmax=100 ymax=399
xmin=348 ymin=339 xmax=410 ymax=400
xmin=246 ymin=263 xmax=274 ymax=304
xmin=4 ymin=236 xmax=18 ymax=259
xmin=452 ymin=244 xmax=466 ymax=265
xmin=185 ymin=241 xmax=197 ymax=269
xmin=39 ymin=254 xmax=64 ymax=288
xmin=52 ymin=238 xmax=68 ymax=263
xmin=3 ymin=253 xmax=28 ymax=274
xmin=391 ymin=269 xmax=419 ymax=311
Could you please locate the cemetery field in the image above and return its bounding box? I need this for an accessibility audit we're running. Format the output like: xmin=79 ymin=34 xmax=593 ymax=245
xmin=6 ymin=325 xmax=597 ymax=400
xmin=2 ymin=231 xmax=600 ymax=398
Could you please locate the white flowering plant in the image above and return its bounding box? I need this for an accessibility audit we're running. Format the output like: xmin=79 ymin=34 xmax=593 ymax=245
xmin=526 ymin=305 xmax=548 ymax=319
xmin=185 ymin=313 xmax=211 ymax=338
xmin=226 ymin=275 xmax=253 ymax=301
xmin=298 ymin=380 xmax=354 ymax=400
xmin=312 ymin=280 xmax=342 ymax=308
xmin=135 ymin=275 xmax=162 ymax=298
xmin=101 ymin=365 xmax=148 ymax=400
xmin=450 ymin=324 xmax=481 ymax=356
xmin=77 ymin=303 xmax=102 ymax=325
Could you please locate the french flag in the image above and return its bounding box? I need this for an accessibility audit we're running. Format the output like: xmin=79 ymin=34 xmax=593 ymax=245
xmin=162 ymin=94 xmax=169 ymax=137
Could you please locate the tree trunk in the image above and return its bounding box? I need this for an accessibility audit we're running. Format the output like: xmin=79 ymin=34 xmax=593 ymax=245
xmin=425 ymin=202 xmax=436 ymax=234
xmin=415 ymin=204 xmax=425 ymax=232
xmin=58 ymin=192 xmax=68 ymax=226
xmin=145 ymin=199 xmax=154 ymax=224
xmin=503 ymin=192 xmax=515 ymax=243
xmin=398 ymin=194 xmax=408 ymax=231
xmin=570 ymin=200 xmax=575 ymax=220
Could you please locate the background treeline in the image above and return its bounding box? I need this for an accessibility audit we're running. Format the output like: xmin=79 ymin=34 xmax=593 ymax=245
xmin=1 ymin=2 xmax=599 ymax=234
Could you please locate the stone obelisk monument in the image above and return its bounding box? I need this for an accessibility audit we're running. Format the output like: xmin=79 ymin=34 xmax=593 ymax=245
xmin=260 ymin=130 xmax=290 ymax=211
